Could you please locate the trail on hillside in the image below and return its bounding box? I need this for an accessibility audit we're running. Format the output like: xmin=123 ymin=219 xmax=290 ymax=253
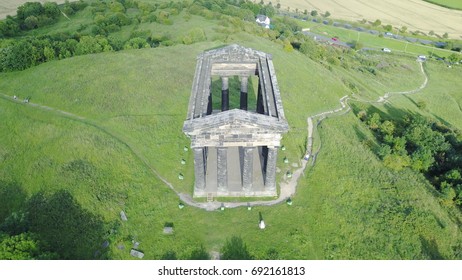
xmin=0 ymin=60 xmax=428 ymax=211
xmin=303 ymin=60 xmax=428 ymax=163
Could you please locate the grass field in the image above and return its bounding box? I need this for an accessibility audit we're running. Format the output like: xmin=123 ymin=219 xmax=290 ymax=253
xmin=1 ymin=28 xmax=462 ymax=258
xmin=423 ymin=0 xmax=462 ymax=10
xmin=300 ymin=21 xmax=455 ymax=58
xmin=280 ymin=0 xmax=462 ymax=39
xmin=1 ymin=0 xmax=462 ymax=260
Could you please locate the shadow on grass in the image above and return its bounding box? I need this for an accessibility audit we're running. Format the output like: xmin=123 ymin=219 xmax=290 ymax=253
xmin=420 ymin=236 xmax=444 ymax=260
xmin=0 ymin=180 xmax=28 ymax=223
xmin=26 ymin=190 xmax=107 ymax=259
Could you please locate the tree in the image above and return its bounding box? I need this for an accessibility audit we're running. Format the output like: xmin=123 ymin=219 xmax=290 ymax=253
xmin=447 ymin=53 xmax=462 ymax=64
xmin=372 ymin=19 xmax=381 ymax=26
xmin=24 ymin=16 xmax=39 ymax=29
xmin=0 ymin=232 xmax=57 ymax=260
xmin=367 ymin=112 xmax=381 ymax=130
xmin=310 ymin=10 xmax=317 ymax=17
xmin=43 ymin=2 xmax=61 ymax=20
xmin=221 ymin=236 xmax=253 ymax=260
xmin=189 ymin=245 xmax=210 ymax=260
xmin=323 ymin=11 xmax=331 ymax=18
xmin=75 ymin=36 xmax=103 ymax=55
xmin=43 ymin=46 xmax=55 ymax=61
xmin=17 ymin=2 xmax=44 ymax=21
xmin=380 ymin=120 xmax=395 ymax=136
xmin=443 ymin=32 xmax=449 ymax=39
xmin=0 ymin=16 xmax=20 ymax=37
xmin=0 ymin=40 xmax=35 ymax=71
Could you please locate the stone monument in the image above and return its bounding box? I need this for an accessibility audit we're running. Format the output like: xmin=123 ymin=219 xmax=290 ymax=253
xmin=183 ymin=44 xmax=289 ymax=198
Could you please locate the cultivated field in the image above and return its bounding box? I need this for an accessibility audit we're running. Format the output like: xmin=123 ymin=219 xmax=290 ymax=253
xmin=280 ymin=0 xmax=462 ymax=39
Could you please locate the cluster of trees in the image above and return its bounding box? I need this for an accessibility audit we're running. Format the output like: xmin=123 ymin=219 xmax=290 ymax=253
xmin=357 ymin=109 xmax=462 ymax=206
xmin=188 ymin=0 xmax=275 ymax=21
xmin=0 ymin=34 xmax=114 ymax=71
xmin=0 ymin=1 xmax=87 ymax=37
xmin=0 ymin=185 xmax=108 ymax=259
xmin=0 ymin=0 xmax=272 ymax=72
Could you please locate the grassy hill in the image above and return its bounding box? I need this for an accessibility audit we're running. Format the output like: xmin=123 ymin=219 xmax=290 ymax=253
xmin=1 ymin=0 xmax=462 ymax=260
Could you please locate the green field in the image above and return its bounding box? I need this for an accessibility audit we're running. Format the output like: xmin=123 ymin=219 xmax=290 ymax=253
xmin=300 ymin=21 xmax=455 ymax=58
xmin=423 ymin=0 xmax=462 ymax=10
xmin=1 ymin=0 xmax=462 ymax=260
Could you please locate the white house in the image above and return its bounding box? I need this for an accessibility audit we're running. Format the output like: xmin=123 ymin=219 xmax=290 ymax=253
xmin=256 ymin=15 xmax=270 ymax=29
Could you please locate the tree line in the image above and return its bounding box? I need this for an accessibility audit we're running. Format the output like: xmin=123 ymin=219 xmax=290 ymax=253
xmin=356 ymin=108 xmax=462 ymax=207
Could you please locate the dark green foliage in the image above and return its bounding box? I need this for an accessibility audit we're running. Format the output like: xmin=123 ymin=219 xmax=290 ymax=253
xmin=0 ymin=40 xmax=35 ymax=71
xmin=0 ymin=181 xmax=27 ymax=223
xmin=0 ymin=232 xmax=58 ymax=260
xmin=17 ymin=2 xmax=44 ymax=21
xmin=15 ymin=1 xmax=62 ymax=30
xmin=0 ymin=16 xmax=20 ymax=37
xmin=161 ymin=250 xmax=177 ymax=260
xmin=221 ymin=236 xmax=253 ymax=260
xmin=189 ymin=245 xmax=210 ymax=260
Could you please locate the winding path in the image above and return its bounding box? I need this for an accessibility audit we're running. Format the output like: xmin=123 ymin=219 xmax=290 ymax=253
xmin=0 ymin=60 xmax=428 ymax=211
xmin=304 ymin=60 xmax=428 ymax=161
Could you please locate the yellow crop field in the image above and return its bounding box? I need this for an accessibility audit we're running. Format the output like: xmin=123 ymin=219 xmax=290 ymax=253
xmin=278 ymin=0 xmax=462 ymax=39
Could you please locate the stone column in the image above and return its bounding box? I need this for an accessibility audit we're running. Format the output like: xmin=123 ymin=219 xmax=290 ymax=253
xmin=217 ymin=147 xmax=227 ymax=192
xmin=256 ymin=81 xmax=264 ymax=114
xmin=193 ymin=147 xmax=206 ymax=191
xmin=221 ymin=76 xmax=229 ymax=111
xmin=207 ymin=93 xmax=213 ymax=115
xmin=264 ymin=147 xmax=278 ymax=191
xmin=240 ymin=76 xmax=248 ymax=110
xmin=242 ymin=147 xmax=254 ymax=191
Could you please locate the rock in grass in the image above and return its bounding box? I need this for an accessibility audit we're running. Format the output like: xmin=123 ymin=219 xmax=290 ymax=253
xmin=120 ymin=210 xmax=128 ymax=221
xmin=163 ymin=227 xmax=174 ymax=234
xmin=130 ymin=249 xmax=144 ymax=259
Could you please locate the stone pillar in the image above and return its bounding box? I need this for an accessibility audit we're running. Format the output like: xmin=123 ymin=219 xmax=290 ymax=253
xmin=240 ymin=76 xmax=248 ymax=110
xmin=217 ymin=147 xmax=227 ymax=191
xmin=193 ymin=147 xmax=206 ymax=191
xmin=207 ymin=93 xmax=212 ymax=115
xmin=221 ymin=76 xmax=229 ymax=111
xmin=242 ymin=147 xmax=254 ymax=191
xmin=264 ymin=147 xmax=278 ymax=191
xmin=256 ymin=81 xmax=264 ymax=114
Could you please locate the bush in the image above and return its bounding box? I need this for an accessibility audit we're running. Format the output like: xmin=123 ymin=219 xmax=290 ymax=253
xmin=221 ymin=236 xmax=253 ymax=260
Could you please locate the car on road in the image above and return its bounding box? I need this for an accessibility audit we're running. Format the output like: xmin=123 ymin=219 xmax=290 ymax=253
xmin=382 ymin=48 xmax=391 ymax=53
xmin=331 ymin=37 xmax=338 ymax=41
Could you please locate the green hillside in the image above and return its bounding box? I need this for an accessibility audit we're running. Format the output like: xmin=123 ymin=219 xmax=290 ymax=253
xmin=1 ymin=0 xmax=462 ymax=260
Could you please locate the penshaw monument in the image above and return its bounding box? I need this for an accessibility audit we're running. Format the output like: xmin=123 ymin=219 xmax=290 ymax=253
xmin=183 ymin=44 xmax=289 ymax=198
